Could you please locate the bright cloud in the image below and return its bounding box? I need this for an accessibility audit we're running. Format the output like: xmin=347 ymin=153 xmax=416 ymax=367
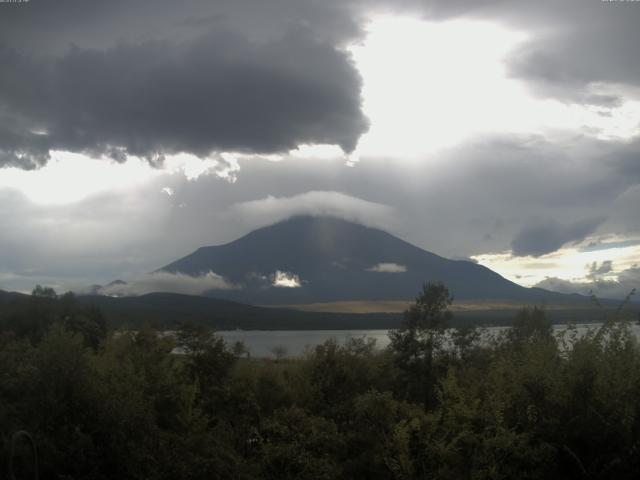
xmin=98 ymin=271 xmax=236 ymax=297
xmin=0 ymin=152 xmax=160 ymax=205
xmin=164 ymin=152 xmax=240 ymax=182
xmin=231 ymin=191 xmax=396 ymax=231
xmin=288 ymin=144 xmax=346 ymax=160
xmin=349 ymin=16 xmax=640 ymax=159
xmin=473 ymin=239 xmax=640 ymax=289
xmin=272 ymin=271 xmax=301 ymax=288
xmin=366 ymin=262 xmax=407 ymax=273
xmin=0 ymin=151 xmax=241 ymax=205
xmin=535 ymin=265 xmax=640 ymax=300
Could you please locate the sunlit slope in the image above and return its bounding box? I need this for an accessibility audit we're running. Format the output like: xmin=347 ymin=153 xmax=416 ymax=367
xmin=263 ymin=299 xmax=602 ymax=314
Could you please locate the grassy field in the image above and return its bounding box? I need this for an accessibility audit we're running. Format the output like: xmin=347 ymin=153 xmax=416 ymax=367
xmin=264 ymin=299 xmax=610 ymax=314
xmin=262 ymin=298 xmax=640 ymax=326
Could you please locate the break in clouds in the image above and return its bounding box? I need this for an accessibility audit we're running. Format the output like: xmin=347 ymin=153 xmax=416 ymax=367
xmin=536 ymin=264 xmax=640 ymax=300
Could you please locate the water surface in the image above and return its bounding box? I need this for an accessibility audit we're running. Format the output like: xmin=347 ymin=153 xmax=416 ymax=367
xmin=216 ymin=323 xmax=640 ymax=358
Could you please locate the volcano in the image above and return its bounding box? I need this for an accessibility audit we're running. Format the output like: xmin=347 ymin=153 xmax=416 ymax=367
xmin=159 ymin=216 xmax=575 ymax=306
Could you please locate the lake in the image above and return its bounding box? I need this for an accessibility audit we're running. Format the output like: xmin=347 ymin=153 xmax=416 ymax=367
xmin=216 ymin=323 xmax=640 ymax=358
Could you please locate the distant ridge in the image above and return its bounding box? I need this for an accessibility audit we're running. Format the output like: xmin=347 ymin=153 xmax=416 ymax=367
xmin=160 ymin=216 xmax=582 ymax=305
xmin=2 ymin=289 xmax=630 ymax=330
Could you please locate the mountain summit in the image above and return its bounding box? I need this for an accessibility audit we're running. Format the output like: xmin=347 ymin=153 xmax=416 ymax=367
xmin=160 ymin=216 xmax=566 ymax=305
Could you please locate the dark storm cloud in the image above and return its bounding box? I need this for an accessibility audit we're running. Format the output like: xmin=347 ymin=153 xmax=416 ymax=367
xmin=504 ymin=3 xmax=640 ymax=105
xmin=2 ymin=0 xmax=639 ymax=169
xmin=511 ymin=216 xmax=606 ymax=257
xmin=0 ymin=0 xmax=364 ymax=52
xmin=612 ymin=140 xmax=640 ymax=180
xmin=0 ymin=1 xmax=368 ymax=168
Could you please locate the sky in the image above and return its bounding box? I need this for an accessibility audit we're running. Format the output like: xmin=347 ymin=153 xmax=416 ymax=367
xmin=0 ymin=0 xmax=639 ymax=298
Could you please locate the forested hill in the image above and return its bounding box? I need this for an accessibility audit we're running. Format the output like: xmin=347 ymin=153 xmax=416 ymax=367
xmin=0 ymin=289 xmax=400 ymax=330
xmin=1 ymin=288 xmax=630 ymax=331
xmin=78 ymin=292 xmax=402 ymax=330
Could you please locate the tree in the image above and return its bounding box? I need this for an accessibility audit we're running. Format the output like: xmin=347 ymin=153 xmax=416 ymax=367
xmin=31 ymin=285 xmax=57 ymax=299
xmin=271 ymin=345 xmax=288 ymax=361
xmin=389 ymin=282 xmax=452 ymax=408
xmin=507 ymin=306 xmax=553 ymax=345
xmin=176 ymin=323 xmax=238 ymax=412
xmin=258 ymin=407 xmax=343 ymax=480
xmin=59 ymin=292 xmax=108 ymax=350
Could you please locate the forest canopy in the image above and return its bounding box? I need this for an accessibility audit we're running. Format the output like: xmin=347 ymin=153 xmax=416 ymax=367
xmin=1 ymin=283 xmax=639 ymax=479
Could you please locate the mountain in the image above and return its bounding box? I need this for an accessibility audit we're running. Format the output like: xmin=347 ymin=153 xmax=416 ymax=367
xmin=160 ymin=216 xmax=577 ymax=305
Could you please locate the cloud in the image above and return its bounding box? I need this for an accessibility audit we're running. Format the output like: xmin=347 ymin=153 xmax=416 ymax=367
xmin=511 ymin=216 xmax=606 ymax=257
xmin=580 ymin=238 xmax=640 ymax=253
xmin=586 ymin=260 xmax=614 ymax=281
xmin=504 ymin=7 xmax=640 ymax=105
xmin=0 ymin=0 xmax=363 ymax=55
xmin=534 ymin=277 xmax=590 ymax=295
xmin=2 ymin=129 xmax=640 ymax=293
xmin=0 ymin=18 xmax=367 ymax=168
xmin=0 ymin=0 xmax=638 ymax=295
xmin=271 ymin=271 xmax=301 ymax=288
xmin=535 ymin=265 xmax=640 ymax=300
xmin=96 ymin=271 xmax=235 ymax=297
xmin=411 ymin=0 xmax=640 ymax=105
xmin=365 ymin=262 xmax=407 ymax=273
xmin=231 ymin=190 xmax=396 ymax=231
xmin=1 ymin=131 xmax=639 ymax=292
xmin=2 ymin=0 xmax=640 ymax=171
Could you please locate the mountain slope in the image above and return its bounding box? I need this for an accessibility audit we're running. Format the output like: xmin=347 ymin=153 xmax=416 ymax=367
xmin=160 ymin=216 xmax=575 ymax=305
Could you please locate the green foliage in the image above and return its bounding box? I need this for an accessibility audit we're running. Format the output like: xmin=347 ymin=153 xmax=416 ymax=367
xmin=31 ymin=285 xmax=57 ymax=299
xmin=258 ymin=407 xmax=343 ymax=480
xmin=306 ymin=337 xmax=389 ymax=419
xmin=2 ymin=287 xmax=640 ymax=479
xmin=389 ymin=282 xmax=453 ymax=407
xmin=507 ymin=306 xmax=554 ymax=345
xmin=176 ymin=323 xmax=238 ymax=393
xmin=0 ymin=289 xmax=107 ymax=349
xmin=345 ymin=390 xmax=426 ymax=479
